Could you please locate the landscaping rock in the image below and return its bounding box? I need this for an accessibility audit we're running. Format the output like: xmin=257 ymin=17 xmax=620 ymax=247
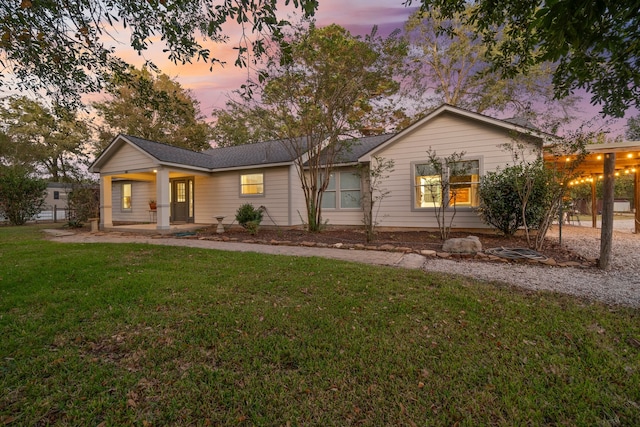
xmin=420 ymin=249 xmax=437 ymax=256
xmin=442 ymin=235 xmax=482 ymax=254
xmin=395 ymin=247 xmax=413 ymax=253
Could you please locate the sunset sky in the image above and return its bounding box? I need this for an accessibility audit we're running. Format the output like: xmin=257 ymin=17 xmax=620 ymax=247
xmin=110 ymin=1 xmax=416 ymax=115
xmin=105 ymin=0 xmax=632 ymax=136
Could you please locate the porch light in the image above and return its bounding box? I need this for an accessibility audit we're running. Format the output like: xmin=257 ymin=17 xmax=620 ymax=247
xmin=628 ymin=153 xmax=634 ymax=159
xmin=615 ymin=172 xmax=620 ymax=176
xmin=565 ymin=157 xmax=571 ymax=162
xmin=625 ymin=169 xmax=630 ymax=174
xmin=598 ymin=175 xmax=603 ymax=180
xmin=153 ymin=169 xmax=157 ymax=173
xmin=596 ymin=155 xmax=602 ymax=160
xmin=633 ymin=168 xmax=637 ymax=173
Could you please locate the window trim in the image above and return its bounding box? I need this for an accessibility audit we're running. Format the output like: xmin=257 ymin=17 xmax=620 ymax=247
xmin=239 ymin=171 xmax=265 ymax=197
xmin=411 ymin=157 xmax=482 ymax=211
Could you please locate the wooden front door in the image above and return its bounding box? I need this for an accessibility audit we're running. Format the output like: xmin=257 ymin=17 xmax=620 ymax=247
xmin=171 ymin=178 xmax=193 ymax=223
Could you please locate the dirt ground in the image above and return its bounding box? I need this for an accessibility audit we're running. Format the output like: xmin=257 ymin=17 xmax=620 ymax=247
xmin=195 ymin=226 xmax=589 ymax=265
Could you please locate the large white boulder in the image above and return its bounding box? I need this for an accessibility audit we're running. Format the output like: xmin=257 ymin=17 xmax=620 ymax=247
xmin=442 ymin=235 xmax=482 ymax=254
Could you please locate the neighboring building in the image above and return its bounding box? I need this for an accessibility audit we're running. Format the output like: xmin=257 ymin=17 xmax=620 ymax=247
xmin=89 ymin=104 xmax=548 ymax=232
xmin=43 ymin=182 xmax=73 ymax=209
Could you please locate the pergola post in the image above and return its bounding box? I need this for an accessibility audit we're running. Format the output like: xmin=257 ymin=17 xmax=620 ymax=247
xmin=591 ymin=178 xmax=597 ymax=228
xmin=598 ymin=153 xmax=615 ymax=270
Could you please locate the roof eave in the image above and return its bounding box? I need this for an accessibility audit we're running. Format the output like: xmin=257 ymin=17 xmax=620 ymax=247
xmin=211 ymin=161 xmax=295 ymax=172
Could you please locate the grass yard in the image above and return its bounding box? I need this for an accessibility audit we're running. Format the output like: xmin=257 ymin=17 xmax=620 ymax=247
xmin=1 ymin=225 xmax=639 ymax=425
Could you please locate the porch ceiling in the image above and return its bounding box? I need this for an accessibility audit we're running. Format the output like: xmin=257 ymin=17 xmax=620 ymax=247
xmin=544 ymin=145 xmax=640 ymax=176
xmin=108 ymin=170 xmax=203 ymax=181
xmin=111 ymin=172 xmax=155 ymax=181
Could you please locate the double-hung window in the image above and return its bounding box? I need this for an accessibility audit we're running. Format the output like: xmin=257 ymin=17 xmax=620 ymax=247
xmin=240 ymin=173 xmax=264 ymax=196
xmin=321 ymin=171 xmax=362 ymax=209
xmin=414 ymin=160 xmax=479 ymax=208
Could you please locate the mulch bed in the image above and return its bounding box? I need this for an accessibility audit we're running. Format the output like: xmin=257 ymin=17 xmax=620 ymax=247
xmin=194 ymin=226 xmax=594 ymax=267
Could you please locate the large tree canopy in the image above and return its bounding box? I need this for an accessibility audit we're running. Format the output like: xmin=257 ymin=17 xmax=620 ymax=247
xmin=409 ymin=0 xmax=640 ymax=118
xmin=212 ymin=23 xmax=404 ymax=231
xmin=0 ymin=97 xmax=91 ymax=182
xmin=0 ymin=0 xmax=318 ymax=106
xmin=93 ymin=67 xmax=213 ymax=152
xmin=626 ymin=115 xmax=640 ymax=141
xmin=402 ymin=6 xmax=579 ymax=126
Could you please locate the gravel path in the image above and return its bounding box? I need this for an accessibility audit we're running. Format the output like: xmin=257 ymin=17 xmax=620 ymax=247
xmin=422 ymin=224 xmax=640 ymax=308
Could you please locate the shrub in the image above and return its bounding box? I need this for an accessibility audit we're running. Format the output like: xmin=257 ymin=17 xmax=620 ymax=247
xmin=235 ymin=203 xmax=263 ymax=235
xmin=0 ymin=166 xmax=47 ymax=225
xmin=477 ymin=166 xmax=525 ymax=236
xmin=478 ymin=161 xmax=554 ymax=237
xmin=67 ymin=184 xmax=99 ymax=223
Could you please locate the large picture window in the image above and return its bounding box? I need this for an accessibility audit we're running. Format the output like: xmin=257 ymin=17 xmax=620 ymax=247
xmin=414 ymin=160 xmax=479 ymax=208
xmin=122 ymin=183 xmax=132 ymax=210
xmin=240 ymin=173 xmax=264 ymax=196
xmin=321 ymin=171 xmax=361 ymax=209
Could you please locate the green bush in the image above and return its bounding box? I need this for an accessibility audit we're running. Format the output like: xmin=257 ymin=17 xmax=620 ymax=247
xmin=67 ymin=184 xmax=99 ymax=222
xmin=477 ymin=166 xmax=524 ymax=236
xmin=0 ymin=166 xmax=47 ymax=225
xmin=235 ymin=203 xmax=263 ymax=235
xmin=478 ymin=161 xmax=553 ymax=236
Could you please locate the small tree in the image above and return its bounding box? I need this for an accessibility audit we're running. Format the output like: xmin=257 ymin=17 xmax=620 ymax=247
xmin=358 ymin=156 xmax=394 ymax=243
xmin=0 ymin=166 xmax=47 ymax=225
xmin=419 ymin=149 xmax=469 ymax=240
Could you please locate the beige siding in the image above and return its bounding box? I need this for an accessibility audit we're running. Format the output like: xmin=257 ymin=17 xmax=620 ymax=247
xmin=373 ymin=112 xmax=540 ymax=229
xmin=101 ymin=143 xmax=156 ymax=174
xmin=289 ymin=168 xmax=308 ymax=226
xmin=111 ymin=180 xmax=156 ymax=223
xmin=194 ymin=166 xmax=296 ymax=227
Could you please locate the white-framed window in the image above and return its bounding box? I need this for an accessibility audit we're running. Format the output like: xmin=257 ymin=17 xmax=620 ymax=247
xmin=321 ymin=171 xmax=362 ymax=209
xmin=240 ymin=172 xmax=264 ymax=196
xmin=122 ymin=183 xmax=132 ymax=210
xmin=414 ymin=160 xmax=480 ymax=208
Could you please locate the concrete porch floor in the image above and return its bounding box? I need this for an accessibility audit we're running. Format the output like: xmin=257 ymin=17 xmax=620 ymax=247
xmin=102 ymin=223 xmax=211 ymax=235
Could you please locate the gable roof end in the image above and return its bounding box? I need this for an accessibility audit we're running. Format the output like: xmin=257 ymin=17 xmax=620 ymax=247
xmin=359 ymin=104 xmax=555 ymax=162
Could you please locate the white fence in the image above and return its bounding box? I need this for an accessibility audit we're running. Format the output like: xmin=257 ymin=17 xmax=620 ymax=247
xmin=0 ymin=205 xmax=71 ymax=223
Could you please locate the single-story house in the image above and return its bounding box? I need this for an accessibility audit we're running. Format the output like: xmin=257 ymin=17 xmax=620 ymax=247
xmin=89 ymin=104 xmax=549 ymax=232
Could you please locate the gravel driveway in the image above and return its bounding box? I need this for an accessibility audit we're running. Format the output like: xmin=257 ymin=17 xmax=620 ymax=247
xmin=422 ymin=223 xmax=640 ymax=308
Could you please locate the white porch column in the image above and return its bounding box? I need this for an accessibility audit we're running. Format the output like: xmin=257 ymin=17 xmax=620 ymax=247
xmin=99 ymin=176 xmax=113 ymax=230
xmin=156 ymin=168 xmax=170 ymax=230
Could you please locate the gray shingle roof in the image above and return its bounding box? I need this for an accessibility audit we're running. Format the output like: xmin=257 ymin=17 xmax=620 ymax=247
xmin=202 ymin=137 xmax=310 ymax=168
xmin=337 ymin=134 xmax=395 ymax=163
xmin=123 ymin=135 xmax=214 ymax=169
xmin=312 ymin=133 xmax=396 ymax=165
xmin=121 ymin=133 xmax=394 ymax=171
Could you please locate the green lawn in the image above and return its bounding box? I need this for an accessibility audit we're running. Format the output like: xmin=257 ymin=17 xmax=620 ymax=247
xmin=1 ymin=225 xmax=639 ymax=425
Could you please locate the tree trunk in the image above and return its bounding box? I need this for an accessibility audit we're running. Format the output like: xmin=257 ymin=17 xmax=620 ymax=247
xmin=598 ymin=153 xmax=615 ymax=270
